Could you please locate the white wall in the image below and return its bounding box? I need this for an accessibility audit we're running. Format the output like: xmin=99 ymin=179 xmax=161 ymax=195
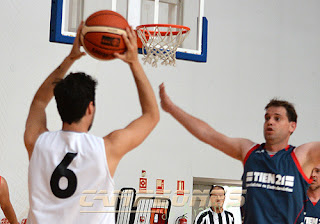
xmin=0 ymin=0 xmax=320 ymax=223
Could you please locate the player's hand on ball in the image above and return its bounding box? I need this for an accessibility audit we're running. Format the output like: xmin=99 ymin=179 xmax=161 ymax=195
xmin=114 ymin=27 xmax=138 ymax=64
xmin=69 ymin=21 xmax=86 ymax=61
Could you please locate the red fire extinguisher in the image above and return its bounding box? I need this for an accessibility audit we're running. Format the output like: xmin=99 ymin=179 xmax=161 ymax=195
xmin=175 ymin=214 xmax=187 ymax=224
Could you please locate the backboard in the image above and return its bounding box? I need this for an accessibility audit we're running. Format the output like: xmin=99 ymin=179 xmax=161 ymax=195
xmin=50 ymin=0 xmax=207 ymax=62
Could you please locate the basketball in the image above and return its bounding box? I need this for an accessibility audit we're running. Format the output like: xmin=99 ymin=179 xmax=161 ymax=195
xmin=80 ymin=10 xmax=129 ymax=60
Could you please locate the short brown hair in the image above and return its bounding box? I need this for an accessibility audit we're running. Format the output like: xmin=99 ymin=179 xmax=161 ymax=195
xmin=209 ymin=185 xmax=225 ymax=195
xmin=265 ymin=98 xmax=297 ymax=123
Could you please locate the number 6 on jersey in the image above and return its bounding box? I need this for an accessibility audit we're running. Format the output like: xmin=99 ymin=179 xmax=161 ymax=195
xmin=50 ymin=153 xmax=78 ymax=199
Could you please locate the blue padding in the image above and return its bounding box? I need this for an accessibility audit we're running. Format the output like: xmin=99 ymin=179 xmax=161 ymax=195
xmin=50 ymin=0 xmax=74 ymax=44
xmin=176 ymin=17 xmax=208 ymax=62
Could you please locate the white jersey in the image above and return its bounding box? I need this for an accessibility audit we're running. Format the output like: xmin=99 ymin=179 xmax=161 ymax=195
xmin=27 ymin=131 xmax=115 ymax=224
xmin=194 ymin=208 xmax=234 ymax=224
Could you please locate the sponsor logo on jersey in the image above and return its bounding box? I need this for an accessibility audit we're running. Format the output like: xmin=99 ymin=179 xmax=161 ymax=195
xmin=245 ymin=171 xmax=294 ymax=192
xmin=304 ymin=217 xmax=320 ymax=224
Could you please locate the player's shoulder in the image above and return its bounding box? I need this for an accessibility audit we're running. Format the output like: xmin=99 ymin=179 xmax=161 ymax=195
xmin=294 ymin=142 xmax=320 ymax=168
xmin=294 ymin=142 xmax=318 ymax=152
xmin=39 ymin=130 xmax=100 ymax=139
xmin=243 ymin=142 xmax=261 ymax=164
xmin=57 ymin=131 xmax=104 ymax=146
xmin=82 ymin=132 xmax=104 ymax=144
xmin=34 ymin=130 xmax=58 ymax=143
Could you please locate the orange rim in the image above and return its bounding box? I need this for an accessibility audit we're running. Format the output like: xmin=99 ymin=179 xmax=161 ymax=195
xmin=135 ymin=30 xmax=143 ymax=48
xmin=136 ymin=24 xmax=190 ymax=36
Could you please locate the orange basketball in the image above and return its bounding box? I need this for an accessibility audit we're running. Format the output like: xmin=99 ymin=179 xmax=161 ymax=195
xmin=80 ymin=10 xmax=129 ymax=60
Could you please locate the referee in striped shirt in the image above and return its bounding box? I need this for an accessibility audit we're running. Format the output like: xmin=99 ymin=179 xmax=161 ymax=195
xmin=194 ymin=185 xmax=234 ymax=224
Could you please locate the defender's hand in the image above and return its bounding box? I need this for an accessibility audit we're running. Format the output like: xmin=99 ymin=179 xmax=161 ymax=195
xmin=159 ymin=83 xmax=174 ymax=113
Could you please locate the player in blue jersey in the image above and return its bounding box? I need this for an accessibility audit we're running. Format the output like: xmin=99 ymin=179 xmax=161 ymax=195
xmin=304 ymin=164 xmax=320 ymax=224
xmin=159 ymin=84 xmax=320 ymax=224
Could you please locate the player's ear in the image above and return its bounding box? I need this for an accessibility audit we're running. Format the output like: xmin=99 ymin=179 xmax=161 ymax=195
xmin=87 ymin=101 xmax=95 ymax=115
xmin=289 ymin=121 xmax=296 ymax=134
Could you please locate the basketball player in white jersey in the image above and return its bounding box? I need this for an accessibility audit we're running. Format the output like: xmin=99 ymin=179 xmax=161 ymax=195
xmin=24 ymin=22 xmax=159 ymax=223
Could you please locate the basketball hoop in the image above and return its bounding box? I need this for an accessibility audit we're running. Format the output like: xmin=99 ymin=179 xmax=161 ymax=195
xmin=136 ymin=24 xmax=190 ymax=67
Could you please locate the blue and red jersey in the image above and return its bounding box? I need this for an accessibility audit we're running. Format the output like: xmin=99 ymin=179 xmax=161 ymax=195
xmin=242 ymin=143 xmax=312 ymax=224
xmin=304 ymin=198 xmax=320 ymax=224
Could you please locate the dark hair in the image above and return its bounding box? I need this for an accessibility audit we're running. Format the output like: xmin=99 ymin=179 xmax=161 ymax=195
xmin=54 ymin=72 xmax=97 ymax=124
xmin=209 ymin=185 xmax=225 ymax=196
xmin=265 ymin=98 xmax=297 ymax=123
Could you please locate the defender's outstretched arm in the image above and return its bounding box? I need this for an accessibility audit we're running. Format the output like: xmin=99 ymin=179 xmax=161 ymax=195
xmin=159 ymin=83 xmax=254 ymax=162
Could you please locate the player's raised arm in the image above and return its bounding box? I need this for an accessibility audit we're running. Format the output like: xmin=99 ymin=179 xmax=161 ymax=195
xmin=104 ymin=27 xmax=160 ymax=176
xmin=294 ymin=142 xmax=320 ymax=177
xmin=159 ymin=83 xmax=254 ymax=162
xmin=0 ymin=177 xmax=19 ymax=224
xmin=24 ymin=23 xmax=86 ymax=158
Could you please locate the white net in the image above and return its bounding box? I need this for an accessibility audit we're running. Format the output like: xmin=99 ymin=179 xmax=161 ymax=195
xmin=136 ymin=25 xmax=190 ymax=67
